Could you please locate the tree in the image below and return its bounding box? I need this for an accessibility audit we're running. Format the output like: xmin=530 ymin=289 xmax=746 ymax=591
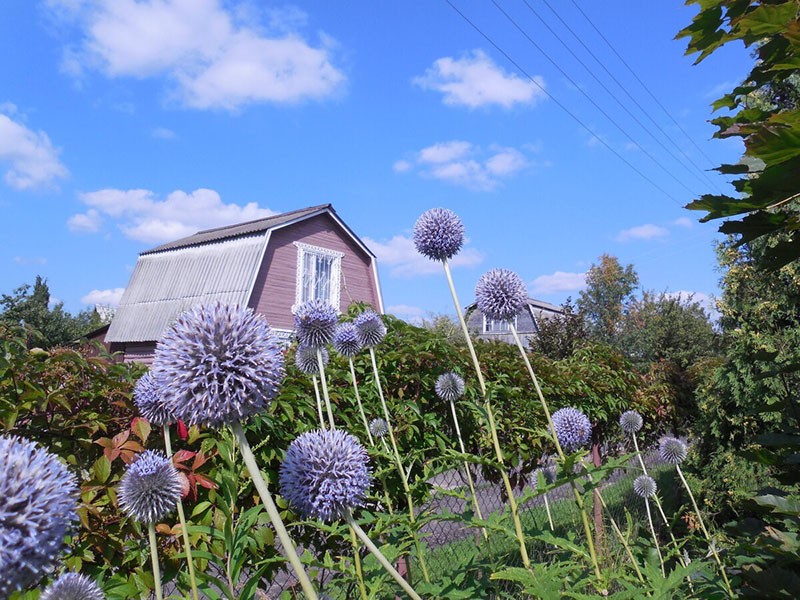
xmin=530 ymin=297 xmax=588 ymax=359
xmin=577 ymin=254 xmax=639 ymax=344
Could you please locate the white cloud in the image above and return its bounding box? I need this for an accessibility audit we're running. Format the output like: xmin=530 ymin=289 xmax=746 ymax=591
xmin=81 ymin=287 xmax=126 ymax=307
xmin=615 ymin=224 xmax=669 ymax=242
xmin=396 ymin=141 xmax=530 ymax=191
xmin=364 ymin=234 xmax=484 ymax=278
xmin=69 ymin=188 xmax=276 ymax=243
xmin=413 ymin=49 xmax=546 ymax=109
xmin=48 ymin=0 xmax=345 ymax=110
xmin=151 ymin=127 xmax=176 ymax=139
xmin=387 ymin=304 xmax=426 ymax=325
xmin=673 ymin=216 xmax=693 ymax=228
xmin=0 ymin=110 xmax=68 ymax=190
xmin=531 ymin=271 xmax=586 ymax=295
xmin=13 ymin=256 xmax=47 ymax=266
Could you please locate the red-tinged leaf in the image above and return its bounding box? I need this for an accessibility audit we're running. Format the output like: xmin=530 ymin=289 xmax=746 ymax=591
xmin=103 ymin=447 xmax=120 ymax=462
xmin=130 ymin=417 xmax=151 ymax=443
xmin=194 ymin=473 xmax=218 ymax=490
xmin=177 ymin=471 xmax=191 ymax=499
xmin=191 ymin=450 xmax=215 ymax=470
xmin=155 ymin=523 xmax=175 ymax=535
xmin=121 ymin=441 xmax=145 ymax=454
xmin=111 ymin=429 xmax=130 ymax=448
xmin=177 ymin=419 xmax=188 ymax=440
xmin=173 ymin=449 xmax=196 ymax=464
xmin=94 ymin=437 xmax=114 ymax=449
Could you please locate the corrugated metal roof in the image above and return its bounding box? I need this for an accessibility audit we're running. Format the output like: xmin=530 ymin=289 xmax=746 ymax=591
xmin=142 ymin=204 xmax=331 ymax=254
xmin=106 ymin=234 xmax=267 ymax=342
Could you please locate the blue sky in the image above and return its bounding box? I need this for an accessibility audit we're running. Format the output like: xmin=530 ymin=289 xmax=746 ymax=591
xmin=0 ymin=1 xmax=751 ymax=323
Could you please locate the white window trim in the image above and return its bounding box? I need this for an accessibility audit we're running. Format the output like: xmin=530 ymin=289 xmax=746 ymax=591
xmin=483 ymin=314 xmax=517 ymax=334
xmin=293 ymin=242 xmax=344 ymax=313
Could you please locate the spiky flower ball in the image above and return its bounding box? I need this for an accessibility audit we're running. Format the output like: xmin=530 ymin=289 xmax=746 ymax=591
xmin=153 ymin=303 xmax=285 ymax=429
xmin=133 ymin=371 xmax=174 ymax=427
xmin=354 ymin=310 xmax=387 ymax=348
xmin=280 ymin=429 xmax=371 ymax=522
xmin=332 ymin=322 xmax=362 ymax=358
xmin=0 ymin=435 xmax=78 ymax=594
xmin=294 ymin=344 xmax=328 ymax=376
xmin=659 ymin=437 xmax=688 ymax=465
xmin=475 ymin=268 xmax=528 ymax=322
xmin=619 ymin=410 xmax=643 ymax=435
xmin=633 ymin=475 xmax=657 ymax=499
xmin=40 ymin=572 xmax=105 ymax=600
xmin=294 ymin=299 xmax=338 ymax=348
xmin=119 ymin=451 xmax=182 ymax=525
xmin=369 ymin=418 xmax=388 ymax=439
xmin=413 ymin=208 xmax=465 ymax=261
xmin=435 ymin=372 xmax=465 ymax=403
xmin=551 ymin=407 xmax=592 ymax=453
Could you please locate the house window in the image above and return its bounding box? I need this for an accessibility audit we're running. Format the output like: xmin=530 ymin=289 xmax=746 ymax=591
xmin=294 ymin=242 xmax=344 ymax=310
xmin=483 ymin=315 xmax=517 ymax=333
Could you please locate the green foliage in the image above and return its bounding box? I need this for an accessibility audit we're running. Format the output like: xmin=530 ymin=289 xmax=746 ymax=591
xmin=577 ymin=254 xmax=639 ymax=344
xmin=531 ymin=297 xmax=589 ymax=360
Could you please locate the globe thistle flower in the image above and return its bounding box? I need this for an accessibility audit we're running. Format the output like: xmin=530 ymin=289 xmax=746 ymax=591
xmin=474 ymin=268 xmax=528 ymax=322
xmin=435 ymin=372 xmax=465 ymax=403
xmin=332 ymin=322 xmax=362 ymax=358
xmin=659 ymin=436 xmax=688 ymax=465
xmin=294 ymin=299 xmax=338 ymax=348
xmin=413 ymin=208 xmax=465 ymax=261
xmin=551 ymin=407 xmax=592 ymax=453
xmin=119 ymin=450 xmax=182 ymax=525
xmin=0 ymin=435 xmax=78 ymax=595
xmin=354 ymin=310 xmax=386 ymax=348
xmin=280 ymin=429 xmax=371 ymax=522
xmin=619 ymin=410 xmax=643 ymax=435
xmin=40 ymin=572 xmax=105 ymax=600
xmin=633 ymin=475 xmax=657 ymax=499
xmin=133 ymin=371 xmax=175 ymax=427
xmin=294 ymin=344 xmax=328 ymax=375
xmin=153 ymin=303 xmax=285 ymax=429
xmin=369 ymin=418 xmax=389 ymax=439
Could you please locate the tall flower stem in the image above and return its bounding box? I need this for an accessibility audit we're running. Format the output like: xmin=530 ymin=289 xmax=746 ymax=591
xmin=148 ymin=522 xmax=164 ymax=600
xmin=345 ymin=510 xmax=423 ymax=600
xmin=317 ymin=348 xmax=336 ymax=429
xmin=231 ymin=423 xmax=318 ymax=600
xmin=349 ymin=358 xmax=374 ymax=445
xmin=543 ymin=493 xmax=554 ymax=531
xmin=645 ymin=497 xmax=665 ymax=576
xmin=349 ymin=525 xmax=369 ymax=600
xmin=508 ymin=323 xmax=601 ymax=579
xmin=162 ymin=426 xmax=199 ymax=600
xmin=442 ymin=260 xmax=530 ymax=570
xmin=448 ymin=397 xmax=488 ymax=542
xmin=675 ymin=464 xmax=733 ymax=597
xmin=311 ymin=377 xmax=326 ymax=430
xmin=368 ymin=347 xmax=430 ymax=583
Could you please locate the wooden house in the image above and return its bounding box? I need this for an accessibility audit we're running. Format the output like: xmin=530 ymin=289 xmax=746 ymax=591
xmin=103 ymin=204 xmax=383 ymax=363
xmin=465 ymin=297 xmax=562 ymax=346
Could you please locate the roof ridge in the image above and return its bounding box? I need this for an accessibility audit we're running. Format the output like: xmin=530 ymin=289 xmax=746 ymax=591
xmin=195 ymin=203 xmax=330 ymax=235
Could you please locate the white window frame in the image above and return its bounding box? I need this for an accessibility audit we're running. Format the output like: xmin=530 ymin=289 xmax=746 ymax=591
xmin=293 ymin=242 xmax=344 ymax=312
xmin=483 ymin=314 xmax=517 ymax=333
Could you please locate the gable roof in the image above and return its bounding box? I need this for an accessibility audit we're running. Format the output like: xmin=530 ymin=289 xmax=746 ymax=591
xmin=106 ymin=204 xmax=374 ymax=343
xmin=465 ymin=297 xmax=563 ymax=315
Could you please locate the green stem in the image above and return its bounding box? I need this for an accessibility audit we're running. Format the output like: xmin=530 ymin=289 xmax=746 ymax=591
xmin=349 ymin=524 xmax=369 ymax=600
xmin=543 ymin=493 xmax=554 ymax=531
xmin=676 ymin=464 xmax=733 ymax=597
xmin=349 ymin=358 xmax=374 ymax=446
xmin=368 ymin=346 xmax=430 ymax=583
xmin=231 ymin=423 xmax=318 ymax=600
xmin=645 ymin=498 xmax=665 ymax=576
xmin=591 ymin=481 xmax=646 ymax=585
xmin=148 ymin=522 xmax=164 ymax=600
xmin=442 ymin=260 xmax=530 ymax=570
xmin=312 ymin=376 xmax=326 ymax=430
xmin=163 ymin=426 xmax=199 ymax=600
xmin=346 ymin=511 xmax=423 ymax=600
xmin=317 ymin=348 xmax=336 ymax=429
xmin=449 ymin=397 xmax=488 ymax=542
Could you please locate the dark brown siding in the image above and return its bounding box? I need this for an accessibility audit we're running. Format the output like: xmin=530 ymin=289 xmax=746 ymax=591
xmin=248 ymin=213 xmax=380 ymax=330
xmin=123 ymin=342 xmax=157 ymax=365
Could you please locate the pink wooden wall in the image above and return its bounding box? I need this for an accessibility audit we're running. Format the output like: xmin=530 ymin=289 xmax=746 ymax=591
xmin=248 ymin=213 xmax=381 ymax=330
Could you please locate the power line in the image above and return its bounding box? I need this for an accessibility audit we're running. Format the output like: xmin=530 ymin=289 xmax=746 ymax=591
xmin=444 ymin=0 xmax=681 ymax=204
xmin=489 ymin=0 xmax=700 ymax=198
xmin=568 ymin=0 xmax=720 ymax=170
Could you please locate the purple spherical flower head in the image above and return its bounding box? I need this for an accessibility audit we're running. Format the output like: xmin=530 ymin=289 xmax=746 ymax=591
xmin=551 ymin=407 xmax=592 ymax=453
xmin=133 ymin=371 xmax=175 ymax=427
xmin=294 ymin=344 xmax=328 ymax=376
xmin=368 ymin=418 xmax=388 ymax=439
xmin=0 ymin=435 xmax=78 ymax=595
xmin=332 ymin=322 xmax=362 ymax=358
xmin=40 ymin=572 xmax=105 ymax=600
xmin=119 ymin=450 xmax=183 ymax=525
xmin=435 ymin=372 xmax=465 ymax=403
xmin=659 ymin=437 xmax=688 ymax=465
xmin=413 ymin=208 xmax=465 ymax=261
xmin=633 ymin=474 xmax=657 ymax=499
xmin=280 ymin=429 xmax=371 ymax=522
xmin=294 ymin=299 xmax=338 ymax=348
xmin=475 ymin=268 xmax=527 ymax=322
xmin=619 ymin=410 xmax=643 ymax=435
xmin=354 ymin=310 xmax=386 ymax=348
xmin=153 ymin=303 xmax=285 ymax=429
